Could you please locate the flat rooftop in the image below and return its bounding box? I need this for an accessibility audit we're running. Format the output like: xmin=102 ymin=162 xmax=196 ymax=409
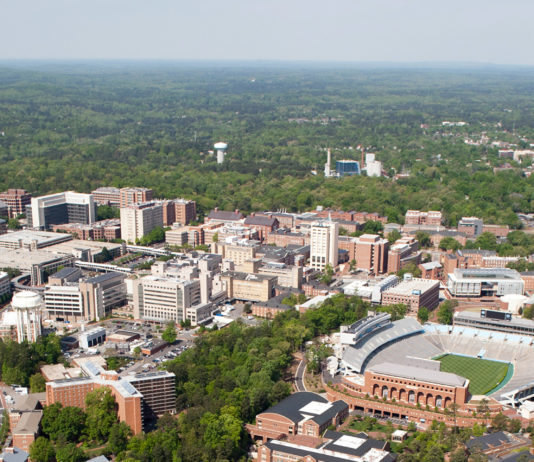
xmin=0 ymin=230 xmax=73 ymax=248
xmin=45 ymin=239 xmax=122 ymax=255
xmin=384 ymin=278 xmax=439 ymax=296
xmin=0 ymin=247 xmax=70 ymax=270
xmin=368 ymin=361 xmax=467 ymax=388
xmin=451 ymin=268 xmax=522 ymax=281
xmin=454 ymin=310 xmax=534 ymax=328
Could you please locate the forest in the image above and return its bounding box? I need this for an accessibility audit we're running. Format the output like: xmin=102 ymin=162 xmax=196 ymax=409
xmin=1 ymin=63 xmax=534 ymax=225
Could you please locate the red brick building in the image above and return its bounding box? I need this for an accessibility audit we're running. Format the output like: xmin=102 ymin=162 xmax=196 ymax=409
xmin=405 ymin=210 xmax=442 ymax=226
xmin=354 ymin=234 xmax=389 ymax=275
xmin=0 ymin=189 xmax=32 ymax=218
xmin=381 ymin=278 xmax=440 ymax=313
xmin=244 ymin=214 xmax=279 ymax=241
xmin=246 ymin=392 xmax=348 ymax=443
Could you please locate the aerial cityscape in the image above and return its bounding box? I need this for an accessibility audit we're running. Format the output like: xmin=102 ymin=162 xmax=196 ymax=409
xmin=2 ymin=2 xmax=534 ymax=462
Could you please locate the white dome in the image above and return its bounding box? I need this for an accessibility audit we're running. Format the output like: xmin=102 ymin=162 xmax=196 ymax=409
xmin=12 ymin=291 xmax=42 ymax=310
xmin=214 ymin=142 xmax=228 ymax=150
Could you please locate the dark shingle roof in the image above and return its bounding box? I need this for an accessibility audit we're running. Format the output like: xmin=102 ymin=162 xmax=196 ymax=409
xmin=85 ymin=272 xmax=124 ymax=284
xmin=51 ymin=267 xmax=80 ymax=280
xmin=208 ymin=210 xmax=243 ymax=221
xmin=259 ymin=392 xmax=327 ymax=424
xmin=244 ymin=216 xmax=278 ymax=227
xmin=465 ymin=431 xmax=512 ymax=451
xmin=498 ymin=450 xmax=534 ymax=462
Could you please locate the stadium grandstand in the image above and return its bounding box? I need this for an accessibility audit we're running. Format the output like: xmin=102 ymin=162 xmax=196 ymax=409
xmin=340 ymin=317 xmax=424 ymax=374
xmin=332 ymin=314 xmax=534 ymax=410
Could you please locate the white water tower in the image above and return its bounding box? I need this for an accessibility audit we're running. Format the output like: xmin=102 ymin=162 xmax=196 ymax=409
xmin=214 ymin=142 xmax=228 ymax=164
xmin=12 ymin=290 xmax=42 ymax=343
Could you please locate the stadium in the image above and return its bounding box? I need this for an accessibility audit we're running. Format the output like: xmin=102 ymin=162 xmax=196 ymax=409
xmin=325 ymin=312 xmax=534 ymax=425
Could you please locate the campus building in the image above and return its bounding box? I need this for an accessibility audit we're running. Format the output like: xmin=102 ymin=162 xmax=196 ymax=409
xmin=405 ymin=210 xmax=442 ymax=226
xmin=27 ymin=192 xmax=96 ymax=229
xmin=354 ymin=234 xmax=389 ymax=275
xmin=220 ymin=272 xmax=276 ymax=302
xmin=91 ymin=187 xmax=121 ymax=206
xmin=0 ymin=189 xmax=32 ymax=218
xmin=447 ymin=268 xmax=524 ymax=297
xmin=310 ymin=220 xmax=339 ymax=270
xmin=120 ymin=202 xmax=163 ymax=243
xmin=381 ymin=277 xmax=440 ymax=313
xmin=119 ymin=187 xmax=154 ymax=208
xmin=45 ymin=361 xmax=176 ymax=434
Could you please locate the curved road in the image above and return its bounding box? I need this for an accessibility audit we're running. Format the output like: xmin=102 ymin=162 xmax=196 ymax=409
xmin=295 ymin=359 xmax=307 ymax=392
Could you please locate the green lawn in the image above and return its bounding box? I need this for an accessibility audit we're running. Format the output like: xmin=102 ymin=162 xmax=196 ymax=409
xmin=437 ymin=354 xmax=510 ymax=395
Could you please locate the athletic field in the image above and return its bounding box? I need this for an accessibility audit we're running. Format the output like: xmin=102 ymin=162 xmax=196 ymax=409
xmin=437 ymin=354 xmax=510 ymax=395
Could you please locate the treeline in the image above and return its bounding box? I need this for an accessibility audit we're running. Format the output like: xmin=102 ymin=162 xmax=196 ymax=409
xmin=1 ymin=65 xmax=534 ymax=225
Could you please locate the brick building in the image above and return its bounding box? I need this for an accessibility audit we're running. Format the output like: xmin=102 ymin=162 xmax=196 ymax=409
xmin=246 ymin=392 xmax=348 ymax=442
xmin=91 ymin=187 xmax=121 ymax=206
xmin=482 ymin=224 xmax=510 ymax=238
xmin=419 ymin=261 xmax=443 ymax=280
xmin=0 ymin=189 xmax=32 ymax=218
xmin=119 ymin=187 xmax=153 ymax=208
xmin=381 ymin=277 xmax=440 ymax=313
xmin=387 ymin=237 xmax=420 ymax=273
xmin=266 ymin=229 xmax=308 ymax=247
xmin=405 ymin=210 xmax=442 ymax=226
xmin=243 ymin=214 xmax=279 ymax=241
xmin=354 ymin=234 xmax=389 ymax=275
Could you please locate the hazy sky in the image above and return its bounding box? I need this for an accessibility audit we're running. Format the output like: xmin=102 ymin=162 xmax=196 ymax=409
xmin=2 ymin=0 xmax=533 ymax=65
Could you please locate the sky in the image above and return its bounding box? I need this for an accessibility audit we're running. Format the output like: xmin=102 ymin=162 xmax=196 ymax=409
xmin=1 ymin=0 xmax=533 ymax=65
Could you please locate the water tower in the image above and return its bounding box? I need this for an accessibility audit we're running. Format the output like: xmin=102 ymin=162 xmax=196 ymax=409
xmin=11 ymin=290 xmax=42 ymax=342
xmin=214 ymin=142 xmax=228 ymax=164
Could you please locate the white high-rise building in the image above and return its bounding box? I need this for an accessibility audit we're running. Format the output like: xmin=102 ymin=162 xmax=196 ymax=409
xmin=29 ymin=191 xmax=95 ymax=229
xmin=120 ymin=202 xmax=163 ymax=243
xmin=310 ymin=219 xmax=339 ymax=270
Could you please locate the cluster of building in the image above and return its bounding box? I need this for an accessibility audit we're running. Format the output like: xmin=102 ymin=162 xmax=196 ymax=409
xmin=323 ymin=150 xmax=383 ymax=178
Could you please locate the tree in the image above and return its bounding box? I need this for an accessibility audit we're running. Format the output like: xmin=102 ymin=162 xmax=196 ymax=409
xmin=162 ymin=321 xmax=177 ymax=344
xmin=200 ymin=408 xmax=243 ymax=457
xmin=418 ymin=307 xmax=429 ymax=324
xmin=212 ymin=232 xmax=218 ymax=243
xmin=30 ymin=372 xmax=46 ymax=393
xmin=491 ymin=412 xmax=508 ymax=432
xmin=416 ymin=231 xmax=432 ymax=248
xmin=55 ymin=443 xmax=85 ymax=462
xmin=474 ymin=232 xmax=498 ymax=251
xmin=387 ymin=229 xmax=402 ymax=243
xmin=133 ymin=346 xmax=142 ymax=357
xmin=7 ymin=218 xmax=21 ymax=230
xmin=320 ymin=264 xmax=334 ymax=285
xmin=107 ymin=421 xmax=132 ymax=454
xmin=363 ymin=220 xmax=383 ymax=234
xmin=523 ymin=305 xmax=534 ymax=320
xmin=437 ymin=300 xmax=457 ymax=325
xmin=100 ymin=247 xmax=112 ymax=262
xmin=42 ymin=403 xmax=86 ymax=443
xmin=439 ymin=237 xmax=462 ymax=251
xmin=85 ymin=388 xmax=118 ymax=443
xmin=29 ymin=437 xmax=55 ymax=462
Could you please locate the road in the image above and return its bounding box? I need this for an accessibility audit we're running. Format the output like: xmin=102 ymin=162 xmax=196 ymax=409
xmin=295 ymin=359 xmax=307 ymax=392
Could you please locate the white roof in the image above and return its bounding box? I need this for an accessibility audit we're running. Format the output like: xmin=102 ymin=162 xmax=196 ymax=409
xmin=299 ymin=401 xmax=332 ymax=415
xmin=12 ymin=291 xmax=42 ymax=309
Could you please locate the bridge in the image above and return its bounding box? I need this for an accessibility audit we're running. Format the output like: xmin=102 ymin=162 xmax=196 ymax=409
xmin=73 ymin=261 xmax=133 ymax=274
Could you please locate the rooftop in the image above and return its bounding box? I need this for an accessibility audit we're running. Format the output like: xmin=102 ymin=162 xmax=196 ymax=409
xmin=0 ymin=230 xmax=73 ymax=248
xmin=12 ymin=411 xmax=42 ymax=435
xmin=384 ymin=278 xmax=439 ymax=296
xmin=368 ymin=361 xmax=467 ymax=388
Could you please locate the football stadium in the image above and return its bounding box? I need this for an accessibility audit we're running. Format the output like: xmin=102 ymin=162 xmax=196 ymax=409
xmin=326 ymin=311 xmax=534 ymax=425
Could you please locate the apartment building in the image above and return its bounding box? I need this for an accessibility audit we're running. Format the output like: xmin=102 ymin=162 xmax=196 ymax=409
xmin=120 ymin=202 xmax=163 ymax=242
xmin=161 ymin=199 xmax=196 ymax=226
xmin=0 ymin=189 xmax=32 ymax=218
xmin=119 ymin=187 xmax=153 ymax=208
xmin=27 ymin=192 xmax=96 ymax=229
xmin=354 ymin=234 xmax=389 ymax=275
xmin=310 ymin=220 xmax=339 ymax=270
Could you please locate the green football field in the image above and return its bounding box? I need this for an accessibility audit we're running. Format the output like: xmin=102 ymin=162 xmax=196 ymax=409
xmin=437 ymin=354 xmax=510 ymax=395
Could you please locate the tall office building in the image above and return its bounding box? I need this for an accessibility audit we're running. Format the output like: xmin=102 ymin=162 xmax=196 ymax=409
xmin=133 ymin=276 xmax=203 ymax=324
xmin=119 ymin=188 xmax=154 ymax=208
xmin=120 ymin=202 xmax=163 ymax=243
xmin=0 ymin=189 xmax=32 ymax=218
xmin=161 ymin=199 xmax=196 ymax=226
xmin=28 ymin=192 xmax=96 ymax=229
xmin=310 ymin=220 xmax=339 ymax=270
